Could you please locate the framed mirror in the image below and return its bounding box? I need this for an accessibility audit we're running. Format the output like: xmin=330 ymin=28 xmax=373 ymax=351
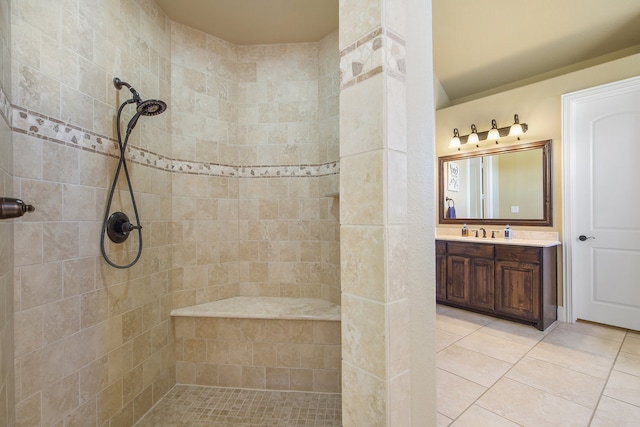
xmin=438 ymin=140 xmax=552 ymax=226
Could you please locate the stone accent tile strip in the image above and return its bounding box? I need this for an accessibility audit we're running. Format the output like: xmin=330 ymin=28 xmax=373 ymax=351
xmin=339 ymin=27 xmax=407 ymax=89
xmin=0 ymin=87 xmax=11 ymax=128
xmin=11 ymin=106 xmax=339 ymax=178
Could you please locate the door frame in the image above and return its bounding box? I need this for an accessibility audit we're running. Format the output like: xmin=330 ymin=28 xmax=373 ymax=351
xmin=561 ymin=75 xmax=640 ymax=324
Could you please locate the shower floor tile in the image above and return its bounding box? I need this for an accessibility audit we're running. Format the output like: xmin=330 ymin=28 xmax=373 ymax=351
xmin=135 ymin=385 xmax=342 ymax=427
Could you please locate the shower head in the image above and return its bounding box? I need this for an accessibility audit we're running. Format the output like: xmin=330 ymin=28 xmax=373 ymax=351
xmin=126 ymin=100 xmax=167 ymax=133
xmin=114 ymin=77 xmax=167 ymax=133
xmin=137 ymin=99 xmax=167 ymax=116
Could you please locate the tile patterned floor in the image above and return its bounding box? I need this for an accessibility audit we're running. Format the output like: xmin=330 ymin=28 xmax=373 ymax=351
xmin=437 ymin=305 xmax=640 ymax=426
xmin=137 ymin=306 xmax=640 ymax=426
xmin=135 ymin=385 xmax=342 ymax=427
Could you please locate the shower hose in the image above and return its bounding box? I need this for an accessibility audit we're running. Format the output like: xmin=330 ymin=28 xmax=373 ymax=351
xmin=100 ymin=99 xmax=143 ymax=269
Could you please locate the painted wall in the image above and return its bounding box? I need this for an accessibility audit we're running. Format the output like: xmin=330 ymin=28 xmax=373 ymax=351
xmin=0 ymin=0 xmax=14 ymax=424
xmin=436 ymin=51 xmax=640 ymax=236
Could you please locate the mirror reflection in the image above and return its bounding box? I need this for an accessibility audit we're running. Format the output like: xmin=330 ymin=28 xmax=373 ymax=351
xmin=438 ymin=140 xmax=552 ymax=226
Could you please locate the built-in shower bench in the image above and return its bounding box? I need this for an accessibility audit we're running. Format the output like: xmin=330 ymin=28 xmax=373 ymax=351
xmin=171 ymin=296 xmax=341 ymax=393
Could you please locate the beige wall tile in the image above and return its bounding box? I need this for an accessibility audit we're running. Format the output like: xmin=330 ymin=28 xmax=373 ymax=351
xmin=20 ymin=261 xmax=62 ymax=310
xmin=217 ymin=364 xmax=241 ymax=387
xmin=339 ymin=75 xmax=384 ymax=157
xmin=14 ymin=307 xmax=43 ymax=357
xmin=387 ymin=150 xmax=407 ymax=224
xmin=43 ymin=222 xmax=79 ymax=262
xmin=342 ymin=361 xmax=385 ymax=425
xmin=253 ymin=342 xmax=277 ymax=367
xmin=314 ymin=368 xmax=340 ymax=392
xmin=13 ymin=222 xmax=43 ymax=266
xmin=340 ymin=150 xmax=384 ymax=225
xmin=41 ymin=373 xmax=79 ymax=426
xmin=241 ymin=366 xmax=265 ymax=389
xmin=44 ymin=297 xmax=80 ymax=345
xmin=15 ymin=393 xmax=41 ymax=427
xmin=340 ymin=226 xmax=385 ymax=301
xmin=97 ymin=379 xmax=123 ymax=425
xmin=64 ymin=399 xmax=97 ymax=427
xmin=266 ymin=367 xmax=290 ymax=390
xmin=13 ymin=134 xmax=42 ymax=180
xmin=388 ymin=299 xmax=411 ymax=377
xmin=19 ymin=340 xmax=65 ymax=398
xmin=342 ymin=295 xmax=385 ymax=378
xmin=290 ymin=368 xmax=314 ymax=391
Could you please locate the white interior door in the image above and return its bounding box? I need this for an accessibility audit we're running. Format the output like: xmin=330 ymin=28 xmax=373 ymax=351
xmin=564 ymin=77 xmax=640 ymax=331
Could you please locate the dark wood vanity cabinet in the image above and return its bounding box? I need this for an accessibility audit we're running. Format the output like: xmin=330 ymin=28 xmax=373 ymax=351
xmin=436 ymin=240 xmax=557 ymax=330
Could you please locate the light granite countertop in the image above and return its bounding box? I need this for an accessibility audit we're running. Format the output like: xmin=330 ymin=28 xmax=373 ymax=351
xmin=170 ymin=296 xmax=341 ymax=321
xmin=436 ymin=235 xmax=561 ymax=247
xmin=436 ymin=227 xmax=561 ymax=247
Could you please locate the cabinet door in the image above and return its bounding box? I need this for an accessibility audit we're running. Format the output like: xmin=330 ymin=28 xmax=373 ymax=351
xmin=447 ymin=255 xmax=470 ymax=305
xmin=436 ymin=254 xmax=447 ymax=301
xmin=495 ymin=260 xmax=540 ymax=321
xmin=435 ymin=241 xmax=447 ymax=301
xmin=470 ymin=258 xmax=495 ymax=310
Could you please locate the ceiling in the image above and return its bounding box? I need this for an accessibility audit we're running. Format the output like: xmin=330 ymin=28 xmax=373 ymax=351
xmin=154 ymin=0 xmax=640 ymax=103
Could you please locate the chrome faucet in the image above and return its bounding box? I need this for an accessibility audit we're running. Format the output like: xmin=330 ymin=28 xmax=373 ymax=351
xmin=479 ymin=227 xmax=486 ymax=238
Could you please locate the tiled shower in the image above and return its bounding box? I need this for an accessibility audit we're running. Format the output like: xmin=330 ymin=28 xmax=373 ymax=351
xmin=1 ymin=0 xmax=340 ymax=425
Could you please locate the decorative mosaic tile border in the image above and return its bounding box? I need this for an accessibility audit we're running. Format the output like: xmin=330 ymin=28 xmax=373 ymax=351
xmin=0 ymin=87 xmax=10 ymax=128
xmin=11 ymin=106 xmax=339 ymax=178
xmin=339 ymin=27 xmax=406 ymax=90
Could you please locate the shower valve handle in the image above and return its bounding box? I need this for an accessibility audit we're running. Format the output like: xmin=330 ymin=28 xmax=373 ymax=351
xmin=122 ymin=222 xmax=142 ymax=232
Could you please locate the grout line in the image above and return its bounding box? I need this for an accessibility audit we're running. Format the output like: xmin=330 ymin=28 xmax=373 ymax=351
xmin=437 ymin=305 xmax=639 ymax=426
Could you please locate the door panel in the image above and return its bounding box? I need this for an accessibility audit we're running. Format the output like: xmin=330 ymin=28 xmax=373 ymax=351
xmin=469 ymin=258 xmax=494 ymax=310
xmin=447 ymin=255 xmax=470 ymax=305
xmin=495 ymin=261 xmax=539 ymax=321
xmin=571 ymin=78 xmax=640 ymax=331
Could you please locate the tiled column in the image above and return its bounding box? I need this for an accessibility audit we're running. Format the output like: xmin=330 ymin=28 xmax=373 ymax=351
xmin=339 ymin=0 xmax=435 ymax=425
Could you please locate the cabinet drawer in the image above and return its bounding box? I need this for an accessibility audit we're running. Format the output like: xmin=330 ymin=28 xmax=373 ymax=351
xmin=495 ymin=245 xmax=540 ymax=263
xmin=436 ymin=240 xmax=447 ymax=254
xmin=447 ymin=242 xmax=494 ymax=258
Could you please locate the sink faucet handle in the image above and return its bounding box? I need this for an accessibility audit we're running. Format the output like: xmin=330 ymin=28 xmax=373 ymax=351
xmin=491 ymin=230 xmax=495 ymax=239
xmin=475 ymin=230 xmax=478 ymax=238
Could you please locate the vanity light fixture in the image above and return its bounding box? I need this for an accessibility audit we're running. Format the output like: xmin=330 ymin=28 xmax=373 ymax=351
xmin=448 ymin=114 xmax=528 ymax=150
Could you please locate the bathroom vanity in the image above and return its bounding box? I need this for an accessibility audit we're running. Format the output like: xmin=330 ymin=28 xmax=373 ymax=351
xmin=436 ymin=236 xmax=559 ymax=330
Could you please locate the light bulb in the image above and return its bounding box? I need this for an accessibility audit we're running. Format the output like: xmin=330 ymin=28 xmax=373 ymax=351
xmin=449 ymin=128 xmax=461 ymax=148
xmin=509 ymin=114 xmax=523 ymax=136
xmin=487 ymin=119 xmax=500 ymax=140
xmin=467 ymin=124 xmax=479 ymax=144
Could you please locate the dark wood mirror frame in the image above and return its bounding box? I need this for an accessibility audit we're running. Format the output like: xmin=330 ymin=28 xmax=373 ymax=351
xmin=438 ymin=139 xmax=552 ymax=226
